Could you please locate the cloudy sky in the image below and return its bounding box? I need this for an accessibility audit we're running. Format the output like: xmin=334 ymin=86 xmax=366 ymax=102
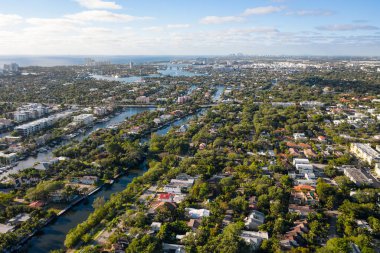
xmin=0 ymin=0 xmax=379 ymax=56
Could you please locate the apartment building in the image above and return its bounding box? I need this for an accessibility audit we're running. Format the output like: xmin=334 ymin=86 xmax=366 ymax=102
xmin=350 ymin=143 xmax=380 ymax=165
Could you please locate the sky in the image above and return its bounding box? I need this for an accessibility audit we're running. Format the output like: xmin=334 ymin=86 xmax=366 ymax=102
xmin=0 ymin=0 xmax=379 ymax=56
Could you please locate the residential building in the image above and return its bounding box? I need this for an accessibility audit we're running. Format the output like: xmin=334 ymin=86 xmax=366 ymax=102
xmin=300 ymin=101 xmax=325 ymax=108
xmin=70 ymin=176 xmax=98 ymax=185
xmin=73 ymin=114 xmax=94 ymax=125
xmin=185 ymin=208 xmax=210 ymax=219
xmin=291 ymin=185 xmax=319 ymax=206
xmin=244 ymin=210 xmax=265 ymax=230
xmin=93 ymin=107 xmax=108 ymax=116
xmin=0 ymin=224 xmax=14 ymax=234
xmin=135 ymin=96 xmax=150 ymax=103
xmin=240 ymin=230 xmax=269 ymax=251
xmin=162 ymin=243 xmax=186 ymax=253
xmin=177 ymin=96 xmax=191 ymax=104
xmin=293 ymin=158 xmax=310 ymax=166
xmin=0 ymin=152 xmax=17 ymax=165
xmin=15 ymin=111 xmax=72 ymax=137
xmin=294 ymin=133 xmax=307 ymax=141
xmin=343 ymin=166 xmax=373 ymax=186
xmin=8 ymin=213 xmax=31 ymax=225
xmin=350 ymin=143 xmax=380 ymax=165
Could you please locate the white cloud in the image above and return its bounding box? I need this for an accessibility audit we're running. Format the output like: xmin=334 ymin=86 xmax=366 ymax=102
xmin=75 ymin=0 xmax=122 ymax=10
xmin=199 ymin=16 xmax=243 ymax=25
xmin=65 ymin=10 xmax=153 ymax=22
xmin=143 ymin=26 xmax=164 ymax=32
xmin=242 ymin=6 xmax=285 ymax=16
xmin=167 ymin=24 xmax=190 ymax=29
xmin=0 ymin=14 xmax=23 ymax=26
xmin=286 ymin=10 xmax=334 ymax=16
xmin=316 ymin=24 xmax=379 ymax=31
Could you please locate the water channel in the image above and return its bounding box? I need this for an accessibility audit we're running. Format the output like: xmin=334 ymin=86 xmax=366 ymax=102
xmin=11 ymin=83 xmax=224 ymax=252
xmin=24 ymin=108 xmax=205 ymax=253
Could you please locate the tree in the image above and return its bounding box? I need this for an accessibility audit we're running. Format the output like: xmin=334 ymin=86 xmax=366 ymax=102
xmin=92 ymin=196 xmax=105 ymax=209
xmin=126 ymin=234 xmax=160 ymax=253
xmin=317 ymin=238 xmax=351 ymax=253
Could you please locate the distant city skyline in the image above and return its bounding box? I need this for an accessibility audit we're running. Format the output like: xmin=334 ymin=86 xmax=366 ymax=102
xmin=0 ymin=0 xmax=379 ymax=56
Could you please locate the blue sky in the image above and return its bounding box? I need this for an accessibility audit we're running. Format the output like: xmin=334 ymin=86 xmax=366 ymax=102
xmin=0 ymin=0 xmax=379 ymax=55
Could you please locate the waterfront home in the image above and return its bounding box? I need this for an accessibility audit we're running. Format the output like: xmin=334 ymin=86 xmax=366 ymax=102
xmin=0 ymin=151 xmax=17 ymax=165
xmin=0 ymin=223 xmax=15 ymax=234
xmin=8 ymin=213 xmax=31 ymax=225
xmin=29 ymin=200 xmax=45 ymax=208
xmin=70 ymin=176 xmax=99 ymax=185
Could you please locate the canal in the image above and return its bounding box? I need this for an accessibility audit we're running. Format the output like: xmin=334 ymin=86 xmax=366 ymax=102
xmin=1 ymin=107 xmax=154 ymax=180
xmin=23 ymin=109 xmax=205 ymax=253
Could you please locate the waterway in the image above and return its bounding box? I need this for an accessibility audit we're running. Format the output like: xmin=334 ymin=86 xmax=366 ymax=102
xmin=91 ymin=63 xmax=205 ymax=83
xmin=25 ymin=171 xmax=144 ymax=253
xmin=23 ymin=109 xmax=206 ymax=253
xmin=0 ymin=107 xmax=154 ymax=180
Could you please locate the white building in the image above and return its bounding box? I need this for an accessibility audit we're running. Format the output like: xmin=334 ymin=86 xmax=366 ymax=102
xmin=73 ymin=114 xmax=94 ymax=125
xmin=15 ymin=111 xmax=72 ymax=137
xmin=300 ymin=101 xmax=325 ymax=108
xmin=240 ymin=230 xmax=269 ymax=251
xmin=185 ymin=208 xmax=210 ymax=219
xmin=296 ymin=164 xmax=314 ymax=174
xmin=0 ymin=152 xmax=17 ymax=165
xmin=244 ymin=210 xmax=265 ymax=230
xmin=93 ymin=107 xmax=107 ymax=116
xmin=135 ymin=96 xmax=150 ymax=104
xmin=294 ymin=133 xmax=307 ymax=141
xmin=350 ymin=143 xmax=380 ymax=165
xmin=293 ymin=158 xmax=310 ymax=166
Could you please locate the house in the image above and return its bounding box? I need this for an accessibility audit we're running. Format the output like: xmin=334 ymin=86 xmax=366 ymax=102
xmin=288 ymin=204 xmax=315 ymax=217
xmin=280 ymin=220 xmax=309 ymax=250
xmin=164 ymin=176 xmax=195 ymax=194
xmin=163 ymin=184 xmax=182 ymax=194
xmin=291 ymin=185 xmax=319 ymax=206
xmin=244 ymin=210 xmax=265 ymax=230
xmin=73 ymin=114 xmax=94 ymax=125
xmin=185 ymin=208 xmax=210 ymax=219
xmin=293 ymin=158 xmax=310 ymax=166
xmin=162 ymin=243 xmax=186 ymax=253
xmin=304 ymin=149 xmax=317 ymax=158
xmin=0 ymin=223 xmax=15 ymax=234
xmin=187 ymin=219 xmax=201 ymax=231
xmin=151 ymin=222 xmax=162 ymax=232
xmin=150 ymin=202 xmax=177 ymax=215
xmin=296 ymin=163 xmax=314 ymax=174
xmin=159 ymin=193 xmax=175 ymax=203
xmin=240 ymin=230 xmax=269 ymax=251
xmin=355 ymin=220 xmax=373 ymax=232
xmin=8 ymin=213 xmax=31 ymax=225
xmin=294 ymin=133 xmax=307 ymax=141
xmin=29 ymin=201 xmax=45 ymax=208
xmin=0 ymin=152 xmax=17 ymax=165
xmin=199 ymin=143 xmax=206 ymax=150
xmin=177 ymin=124 xmax=189 ymax=133
xmin=70 ymin=176 xmax=98 ymax=185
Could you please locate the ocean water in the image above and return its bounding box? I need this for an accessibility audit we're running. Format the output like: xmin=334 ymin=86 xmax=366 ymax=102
xmin=0 ymin=55 xmax=196 ymax=67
